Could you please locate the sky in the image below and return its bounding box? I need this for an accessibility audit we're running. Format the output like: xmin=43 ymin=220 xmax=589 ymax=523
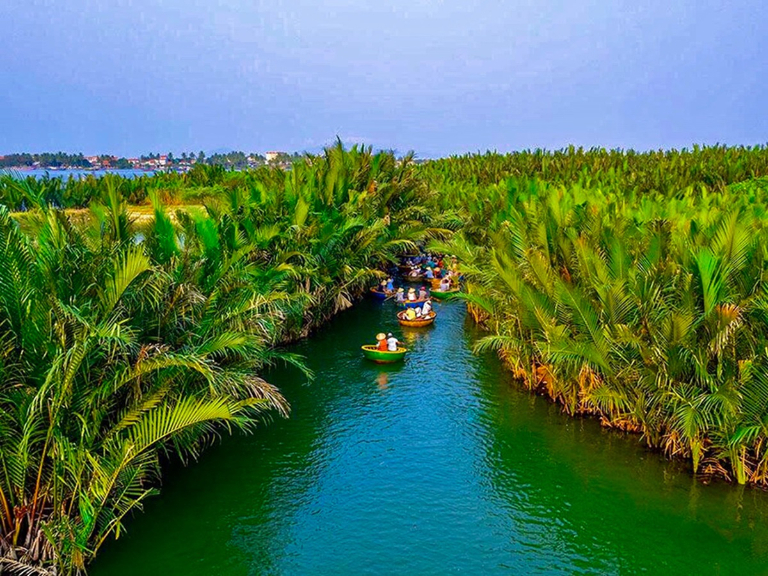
xmin=0 ymin=0 xmax=766 ymax=158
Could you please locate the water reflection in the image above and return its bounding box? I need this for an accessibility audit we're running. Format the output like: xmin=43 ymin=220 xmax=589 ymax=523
xmin=400 ymin=325 xmax=434 ymax=347
xmin=376 ymin=371 xmax=389 ymax=391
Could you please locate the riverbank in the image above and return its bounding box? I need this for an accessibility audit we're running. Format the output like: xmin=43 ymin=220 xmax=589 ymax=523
xmin=428 ymin=174 xmax=768 ymax=486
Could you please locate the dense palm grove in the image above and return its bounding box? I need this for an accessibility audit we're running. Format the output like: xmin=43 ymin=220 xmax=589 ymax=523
xmin=422 ymin=146 xmax=768 ymax=488
xmin=0 ymin=145 xmax=427 ymax=574
xmin=3 ymin=144 xmax=768 ymax=573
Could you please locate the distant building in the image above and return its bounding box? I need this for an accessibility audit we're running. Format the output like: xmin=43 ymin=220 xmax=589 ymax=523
xmin=265 ymin=151 xmax=284 ymax=163
xmin=85 ymin=156 xmax=99 ymax=165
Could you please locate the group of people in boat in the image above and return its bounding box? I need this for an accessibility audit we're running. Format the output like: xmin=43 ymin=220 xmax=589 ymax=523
xmin=403 ymin=253 xmax=461 ymax=281
xmin=395 ymin=286 xmax=429 ymax=303
xmin=438 ymin=276 xmax=454 ymax=292
xmin=402 ymin=297 xmax=432 ymax=320
xmin=402 ymin=253 xmax=458 ymax=272
xmin=374 ymin=332 xmax=402 ymax=351
xmin=377 ymin=276 xmax=396 ymax=295
xmin=368 ymin=252 xmax=459 ymax=354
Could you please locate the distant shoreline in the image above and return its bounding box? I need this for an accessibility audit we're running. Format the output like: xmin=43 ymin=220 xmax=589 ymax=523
xmin=1 ymin=168 xmax=158 ymax=179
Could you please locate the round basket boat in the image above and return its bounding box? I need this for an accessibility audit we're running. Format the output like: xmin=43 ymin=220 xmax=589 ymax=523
xmin=361 ymin=345 xmax=408 ymax=363
xmin=369 ymin=287 xmax=392 ymax=300
xmin=400 ymin=297 xmax=430 ymax=309
xmin=431 ymin=288 xmax=460 ymax=300
xmin=397 ymin=310 xmax=436 ymax=327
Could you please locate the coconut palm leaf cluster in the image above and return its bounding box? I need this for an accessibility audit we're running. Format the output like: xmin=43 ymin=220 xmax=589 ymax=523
xmin=429 ymin=170 xmax=768 ymax=486
xmin=0 ymin=144 xmax=424 ymax=574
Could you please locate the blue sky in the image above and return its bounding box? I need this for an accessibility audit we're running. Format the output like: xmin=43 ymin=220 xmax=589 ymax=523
xmin=1 ymin=0 xmax=765 ymax=157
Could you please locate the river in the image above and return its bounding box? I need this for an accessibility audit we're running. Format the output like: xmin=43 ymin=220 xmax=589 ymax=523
xmin=92 ymin=298 xmax=768 ymax=575
xmin=1 ymin=169 xmax=154 ymax=179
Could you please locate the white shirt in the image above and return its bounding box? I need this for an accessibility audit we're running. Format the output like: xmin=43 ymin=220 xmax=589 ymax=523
xmin=422 ymin=301 xmax=432 ymax=315
xmin=387 ymin=337 xmax=398 ymax=351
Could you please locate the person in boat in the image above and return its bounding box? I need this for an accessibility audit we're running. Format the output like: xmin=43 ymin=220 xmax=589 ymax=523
xmin=379 ymin=279 xmax=388 ymax=292
xmin=386 ymin=277 xmax=394 ymax=292
xmin=424 ymin=267 xmax=434 ymax=280
xmin=422 ymin=299 xmax=433 ymax=316
xmin=407 ymin=287 xmax=417 ymax=301
xmin=418 ymin=286 xmax=428 ymax=300
xmin=386 ymin=333 xmax=400 ymax=351
xmin=440 ymin=276 xmax=451 ymax=291
xmin=408 ymin=267 xmax=421 ymax=279
xmin=395 ymin=287 xmax=406 ymax=303
xmin=405 ymin=307 xmax=417 ymax=320
xmin=433 ymin=266 xmax=442 ymax=279
xmin=376 ymin=332 xmax=387 ymax=351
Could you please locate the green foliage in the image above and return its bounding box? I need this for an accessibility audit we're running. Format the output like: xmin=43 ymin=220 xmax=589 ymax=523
xmin=5 ymin=143 xmax=768 ymax=573
xmin=427 ymin=164 xmax=768 ymax=488
xmin=0 ymin=144 xmax=426 ymax=574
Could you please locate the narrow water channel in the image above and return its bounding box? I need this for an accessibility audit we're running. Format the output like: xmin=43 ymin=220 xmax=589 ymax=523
xmin=93 ymin=299 xmax=768 ymax=575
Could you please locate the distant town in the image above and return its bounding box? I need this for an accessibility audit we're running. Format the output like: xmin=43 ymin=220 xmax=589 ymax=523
xmin=0 ymin=150 xmax=299 ymax=171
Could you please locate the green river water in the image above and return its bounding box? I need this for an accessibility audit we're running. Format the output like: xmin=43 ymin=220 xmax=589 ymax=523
xmin=93 ymin=299 xmax=768 ymax=575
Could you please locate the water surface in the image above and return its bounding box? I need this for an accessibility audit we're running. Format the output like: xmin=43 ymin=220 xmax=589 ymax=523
xmin=93 ymin=299 xmax=768 ymax=575
xmin=1 ymin=169 xmax=154 ymax=179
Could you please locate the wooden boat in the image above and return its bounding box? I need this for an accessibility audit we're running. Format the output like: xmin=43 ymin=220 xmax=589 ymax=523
xmin=397 ymin=310 xmax=436 ymax=327
xmin=369 ymin=287 xmax=392 ymax=300
xmin=400 ymin=297 xmax=430 ymax=309
xmin=361 ymin=344 xmax=408 ymax=363
xmin=398 ymin=264 xmax=415 ymax=274
xmin=431 ymin=288 xmax=460 ymax=300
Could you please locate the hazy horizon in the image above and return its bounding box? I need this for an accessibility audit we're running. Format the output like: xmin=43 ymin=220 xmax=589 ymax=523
xmin=2 ymin=0 xmax=766 ymax=157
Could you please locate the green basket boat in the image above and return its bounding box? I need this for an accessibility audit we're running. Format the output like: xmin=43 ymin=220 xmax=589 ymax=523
xmin=430 ymin=288 xmax=460 ymax=300
xmin=361 ymin=345 xmax=408 ymax=363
